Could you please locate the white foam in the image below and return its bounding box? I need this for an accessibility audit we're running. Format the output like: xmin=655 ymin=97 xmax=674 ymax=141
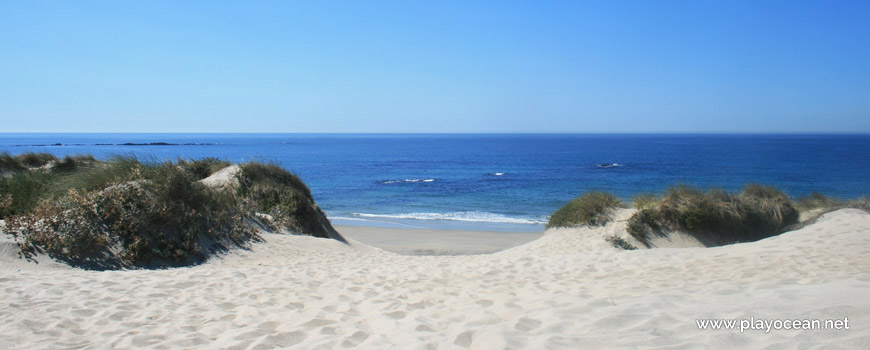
xmin=350 ymin=211 xmax=547 ymax=225
xmin=382 ymin=179 xmax=436 ymax=184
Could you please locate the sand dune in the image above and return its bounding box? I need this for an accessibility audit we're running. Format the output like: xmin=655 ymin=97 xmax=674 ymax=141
xmin=1 ymin=209 xmax=869 ymax=349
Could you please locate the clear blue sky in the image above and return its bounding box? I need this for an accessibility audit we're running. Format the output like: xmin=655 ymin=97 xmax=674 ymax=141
xmin=1 ymin=0 xmax=868 ymax=133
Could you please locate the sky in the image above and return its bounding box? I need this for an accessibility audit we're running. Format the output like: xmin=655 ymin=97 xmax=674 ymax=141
xmin=1 ymin=0 xmax=868 ymax=133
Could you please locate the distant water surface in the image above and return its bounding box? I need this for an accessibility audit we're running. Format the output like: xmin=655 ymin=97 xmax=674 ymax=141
xmin=2 ymin=133 xmax=869 ymax=231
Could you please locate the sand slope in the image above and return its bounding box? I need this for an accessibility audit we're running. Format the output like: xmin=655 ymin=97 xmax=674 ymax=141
xmin=1 ymin=209 xmax=869 ymax=349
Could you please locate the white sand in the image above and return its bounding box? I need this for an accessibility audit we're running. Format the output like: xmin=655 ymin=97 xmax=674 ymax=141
xmin=1 ymin=209 xmax=869 ymax=349
xmin=335 ymin=225 xmax=542 ymax=255
xmin=198 ymin=164 xmax=241 ymax=190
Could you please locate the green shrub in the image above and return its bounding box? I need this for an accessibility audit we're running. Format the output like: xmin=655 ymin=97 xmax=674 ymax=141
xmin=12 ymin=163 xmax=255 ymax=268
xmin=4 ymin=155 xmax=338 ymax=267
xmin=12 ymin=189 xmax=109 ymax=260
xmin=605 ymin=236 xmax=637 ymax=250
xmin=547 ymin=192 xmax=622 ymax=228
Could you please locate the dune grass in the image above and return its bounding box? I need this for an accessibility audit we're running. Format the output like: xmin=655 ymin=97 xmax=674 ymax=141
xmin=1 ymin=152 xmax=98 ymax=172
xmin=790 ymin=192 xmax=869 ymax=227
xmin=14 ymin=152 xmax=56 ymax=168
xmin=630 ymin=193 xmax=658 ymax=210
xmin=0 ymin=170 xmax=51 ymax=219
xmin=1 ymin=153 xmax=108 ymax=217
xmin=1 ymin=153 xmax=27 ymax=172
xmin=237 ymin=162 xmax=337 ymax=237
xmin=547 ymin=192 xmax=623 ymax=228
xmin=625 ymin=184 xmax=800 ymax=244
xmin=1 ymin=154 xmax=335 ymax=269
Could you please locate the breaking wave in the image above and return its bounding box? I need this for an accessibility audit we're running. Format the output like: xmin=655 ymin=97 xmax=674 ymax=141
xmin=348 ymin=211 xmax=546 ymax=225
xmin=382 ymin=179 xmax=436 ymax=184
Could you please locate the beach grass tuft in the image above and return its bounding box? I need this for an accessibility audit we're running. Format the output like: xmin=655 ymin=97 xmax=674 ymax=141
xmin=605 ymin=235 xmax=637 ymax=250
xmin=626 ymin=208 xmax=660 ymax=241
xmin=15 ymin=152 xmax=56 ymax=168
xmin=631 ymin=193 xmax=658 ymax=210
xmin=547 ymin=192 xmax=622 ymax=228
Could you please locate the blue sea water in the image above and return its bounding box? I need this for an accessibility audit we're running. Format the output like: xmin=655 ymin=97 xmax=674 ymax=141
xmin=2 ymin=133 xmax=869 ymax=232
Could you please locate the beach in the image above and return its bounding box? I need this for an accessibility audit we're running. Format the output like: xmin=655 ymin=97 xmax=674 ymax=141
xmin=2 ymin=208 xmax=868 ymax=349
xmin=4 ymin=0 xmax=870 ymax=347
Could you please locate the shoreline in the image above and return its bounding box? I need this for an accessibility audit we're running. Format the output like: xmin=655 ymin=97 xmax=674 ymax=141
xmin=330 ymin=216 xmax=546 ymax=233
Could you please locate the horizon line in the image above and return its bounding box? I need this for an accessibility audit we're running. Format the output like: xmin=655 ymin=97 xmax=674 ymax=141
xmin=2 ymin=131 xmax=870 ymax=135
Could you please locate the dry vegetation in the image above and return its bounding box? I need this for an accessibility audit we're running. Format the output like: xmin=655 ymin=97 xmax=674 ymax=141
xmin=631 ymin=184 xmax=800 ymax=244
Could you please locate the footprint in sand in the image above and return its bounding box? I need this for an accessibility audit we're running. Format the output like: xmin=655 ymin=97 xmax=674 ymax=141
xmin=71 ymin=308 xmax=97 ymax=317
xmin=217 ymin=302 xmax=236 ymax=311
xmin=407 ymin=300 xmax=427 ymax=310
xmin=303 ymin=318 xmax=335 ymax=328
xmin=108 ymin=311 xmax=133 ymax=321
xmin=256 ymin=321 xmax=280 ymax=330
xmin=341 ymin=331 xmax=369 ymax=347
xmin=454 ymin=331 xmax=474 ymax=348
xmin=285 ymin=302 xmax=304 ymax=310
xmin=262 ymin=331 xmax=306 ymax=347
xmin=514 ymin=317 xmax=542 ymax=331
xmin=415 ymin=324 xmax=435 ymax=332
xmin=385 ymin=311 xmax=407 ymax=319
xmin=233 ymin=329 xmax=270 ymax=341
xmin=476 ymin=299 xmax=493 ymax=307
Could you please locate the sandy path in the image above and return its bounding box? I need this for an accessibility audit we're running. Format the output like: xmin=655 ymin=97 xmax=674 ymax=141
xmin=1 ymin=209 xmax=869 ymax=349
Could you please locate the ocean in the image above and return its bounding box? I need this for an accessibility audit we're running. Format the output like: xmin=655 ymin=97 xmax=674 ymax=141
xmin=2 ymin=133 xmax=869 ymax=232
